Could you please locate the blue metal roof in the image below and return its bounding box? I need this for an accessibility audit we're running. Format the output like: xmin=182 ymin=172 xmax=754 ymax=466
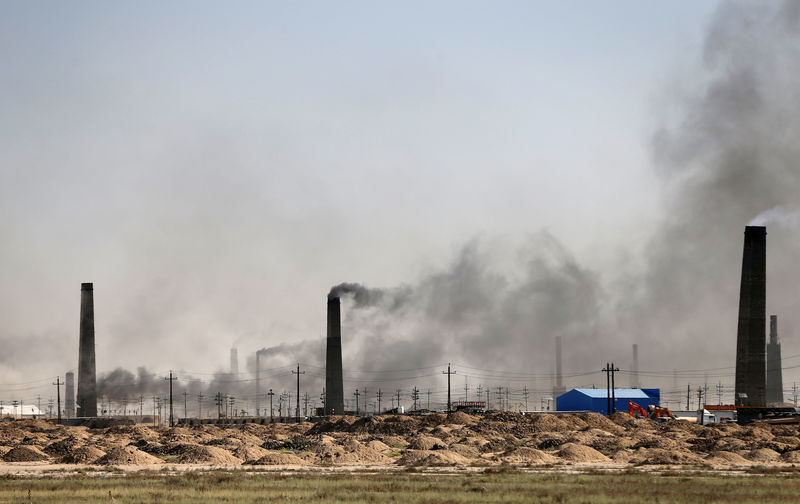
xmin=571 ymin=388 xmax=650 ymax=399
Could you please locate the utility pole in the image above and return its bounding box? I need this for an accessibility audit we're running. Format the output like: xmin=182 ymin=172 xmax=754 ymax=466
xmin=229 ymin=396 xmax=236 ymax=418
xmin=442 ymin=363 xmax=456 ymax=412
xmin=411 ymin=387 xmax=419 ymax=411
xmin=37 ymin=395 xmax=41 ymax=416
xmin=292 ymin=364 xmax=305 ymax=422
xmin=610 ymin=363 xmax=619 ymax=414
xmin=464 ymin=379 xmax=469 ymax=402
xmin=716 ymin=382 xmax=723 ymax=405
xmin=362 ymin=388 xmax=368 ymax=414
xmin=139 ymin=395 xmax=144 ymax=423
xmin=505 ymin=387 xmax=509 ymax=411
xmin=522 ymin=386 xmax=529 ymax=411
xmin=793 ymin=383 xmax=798 ymax=407
xmin=496 ymin=387 xmax=504 ymax=412
xmin=52 ymin=377 xmax=62 ymax=424
xmin=427 ymin=389 xmax=431 ymax=410
xmin=164 ymin=371 xmax=177 ymax=427
xmin=697 ymin=387 xmax=704 ymax=410
xmin=476 ymin=385 xmax=483 ymax=408
xmin=197 ymin=394 xmax=204 ymax=419
xmin=376 ymin=389 xmax=383 ymax=413
xmin=182 ymin=391 xmax=188 ymax=420
xmin=268 ymin=389 xmax=274 ymax=422
xmin=686 ymin=383 xmax=690 ymax=410
xmin=395 ymin=389 xmax=402 ymax=411
xmin=602 ymin=363 xmax=612 ymax=415
xmin=152 ymin=396 xmax=158 ymax=426
xmin=215 ymin=392 xmax=223 ymax=420
xmin=303 ymin=392 xmax=309 ymax=417
xmin=354 ymin=390 xmax=360 ymax=415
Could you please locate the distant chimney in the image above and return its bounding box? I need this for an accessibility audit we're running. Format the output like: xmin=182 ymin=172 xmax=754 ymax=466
xmin=65 ymin=371 xmax=75 ymax=418
xmin=230 ymin=348 xmax=239 ymax=376
xmin=325 ymin=296 xmax=344 ymax=415
xmin=77 ymin=283 xmax=97 ymax=417
xmin=766 ymin=314 xmax=784 ymax=405
xmin=734 ymin=226 xmax=766 ymax=407
xmin=553 ymin=336 xmax=566 ymax=398
xmin=631 ymin=344 xmax=639 ymax=388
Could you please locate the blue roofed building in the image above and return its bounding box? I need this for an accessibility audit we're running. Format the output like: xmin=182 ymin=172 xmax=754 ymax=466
xmin=556 ymin=388 xmax=660 ymax=415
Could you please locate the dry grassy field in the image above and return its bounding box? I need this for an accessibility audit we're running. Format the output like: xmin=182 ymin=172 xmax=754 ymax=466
xmin=2 ymin=469 xmax=800 ymax=503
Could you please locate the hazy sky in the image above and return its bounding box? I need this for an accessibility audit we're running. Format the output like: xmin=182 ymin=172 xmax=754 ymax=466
xmin=6 ymin=1 xmax=800 ymax=410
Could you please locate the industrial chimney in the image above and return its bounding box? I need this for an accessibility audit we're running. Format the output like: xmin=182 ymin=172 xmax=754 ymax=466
xmin=230 ymin=348 xmax=239 ymax=376
xmin=734 ymin=226 xmax=766 ymax=408
xmin=325 ymin=295 xmax=344 ymax=415
xmin=631 ymin=344 xmax=640 ymax=388
xmin=65 ymin=371 xmax=75 ymax=419
xmin=553 ymin=336 xmax=566 ymax=398
xmin=766 ymin=315 xmax=784 ymax=405
xmin=77 ymin=282 xmax=97 ymax=417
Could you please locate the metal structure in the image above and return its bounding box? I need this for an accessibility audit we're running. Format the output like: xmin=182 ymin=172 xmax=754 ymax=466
xmin=64 ymin=371 xmax=75 ymax=418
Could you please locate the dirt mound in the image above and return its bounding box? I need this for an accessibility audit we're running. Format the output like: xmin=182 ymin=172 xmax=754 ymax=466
xmin=247 ymin=452 xmax=310 ymax=466
xmin=233 ymin=444 xmax=270 ymax=462
xmin=781 ymin=450 xmax=800 ymax=463
xmin=501 ymin=446 xmax=558 ymax=465
xmin=408 ymin=435 xmax=446 ymax=450
xmin=574 ymin=413 xmax=624 ymax=434
xmin=608 ymin=412 xmax=655 ymax=431
xmin=43 ymin=437 xmax=79 ymax=457
xmin=97 ymin=446 xmax=162 ymax=465
xmin=629 ymin=448 xmax=708 ymax=466
xmin=446 ymin=412 xmax=476 ymax=424
xmin=448 ymin=443 xmax=480 ymax=458
xmin=3 ymin=445 xmax=50 ymax=462
xmin=397 ymin=449 xmax=472 ymax=467
xmin=557 ymin=415 xmax=590 ymax=431
xmin=104 ymin=425 xmax=159 ymax=441
xmin=380 ymin=435 xmax=409 ymax=449
xmin=332 ymin=443 xmax=392 ymax=465
xmin=708 ymin=451 xmax=751 ymax=466
xmin=743 ymin=448 xmax=781 ymax=462
xmin=61 ymin=446 xmax=106 ymax=464
xmin=172 ymin=444 xmax=242 ymax=464
xmin=529 ymin=414 xmax=571 ymax=432
xmin=366 ymin=440 xmax=392 ymax=453
xmin=556 ymin=443 xmax=610 ymax=463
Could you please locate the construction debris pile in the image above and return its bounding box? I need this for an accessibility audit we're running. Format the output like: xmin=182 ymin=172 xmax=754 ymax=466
xmin=2 ymin=413 xmax=800 ymax=468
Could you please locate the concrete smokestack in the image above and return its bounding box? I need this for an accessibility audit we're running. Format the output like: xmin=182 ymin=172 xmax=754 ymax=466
xmin=631 ymin=344 xmax=640 ymax=388
xmin=230 ymin=348 xmax=239 ymax=376
xmin=325 ymin=295 xmax=344 ymax=415
xmin=77 ymin=282 xmax=97 ymax=417
xmin=65 ymin=371 xmax=75 ymax=419
xmin=766 ymin=314 xmax=784 ymax=405
xmin=553 ymin=336 xmax=566 ymax=398
xmin=734 ymin=226 xmax=766 ymax=407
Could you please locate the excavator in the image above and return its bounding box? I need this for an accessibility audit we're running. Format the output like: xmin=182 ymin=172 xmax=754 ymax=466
xmin=628 ymin=401 xmax=675 ymax=421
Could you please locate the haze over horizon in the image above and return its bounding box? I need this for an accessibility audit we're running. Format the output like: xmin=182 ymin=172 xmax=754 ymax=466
xmin=3 ymin=1 xmax=800 ymax=412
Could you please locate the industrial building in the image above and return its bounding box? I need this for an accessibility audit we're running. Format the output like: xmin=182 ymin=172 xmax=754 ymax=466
xmin=556 ymin=388 xmax=660 ymax=415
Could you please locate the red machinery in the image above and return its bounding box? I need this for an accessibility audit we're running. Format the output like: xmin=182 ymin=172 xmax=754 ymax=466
xmin=628 ymin=401 xmax=675 ymax=421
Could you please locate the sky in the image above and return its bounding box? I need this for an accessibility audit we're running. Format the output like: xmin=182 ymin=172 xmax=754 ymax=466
xmin=3 ymin=1 xmax=799 ymax=413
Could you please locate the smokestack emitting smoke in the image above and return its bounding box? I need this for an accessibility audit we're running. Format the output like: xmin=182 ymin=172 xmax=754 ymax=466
xmin=734 ymin=226 xmax=766 ymax=407
xmin=230 ymin=348 xmax=238 ymax=376
xmin=77 ymin=282 xmax=97 ymax=417
xmin=65 ymin=371 xmax=75 ymax=418
xmin=766 ymin=314 xmax=784 ymax=405
xmin=631 ymin=344 xmax=640 ymax=388
xmin=325 ymin=294 xmax=344 ymax=414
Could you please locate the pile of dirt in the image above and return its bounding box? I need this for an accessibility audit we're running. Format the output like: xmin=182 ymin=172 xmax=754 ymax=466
xmin=171 ymin=444 xmax=242 ymax=464
xmin=61 ymin=446 xmax=106 ymax=464
xmin=556 ymin=443 xmax=610 ymax=463
xmin=500 ymin=447 xmax=558 ymax=465
xmin=707 ymin=451 xmax=751 ymax=466
xmin=397 ymin=449 xmax=472 ymax=467
xmin=446 ymin=412 xmax=476 ymax=425
xmin=448 ymin=443 xmax=481 ymax=458
xmin=628 ymin=448 xmax=709 ymax=466
xmin=575 ymin=413 xmax=625 ymax=434
xmin=529 ymin=414 xmax=571 ymax=432
xmin=742 ymin=448 xmax=781 ymax=463
xmin=3 ymin=445 xmax=50 ymax=462
xmin=366 ymin=440 xmax=392 ymax=453
xmin=97 ymin=446 xmax=162 ymax=465
xmin=408 ymin=435 xmax=446 ymax=450
xmin=233 ymin=444 xmax=270 ymax=462
xmin=247 ymin=452 xmax=310 ymax=466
